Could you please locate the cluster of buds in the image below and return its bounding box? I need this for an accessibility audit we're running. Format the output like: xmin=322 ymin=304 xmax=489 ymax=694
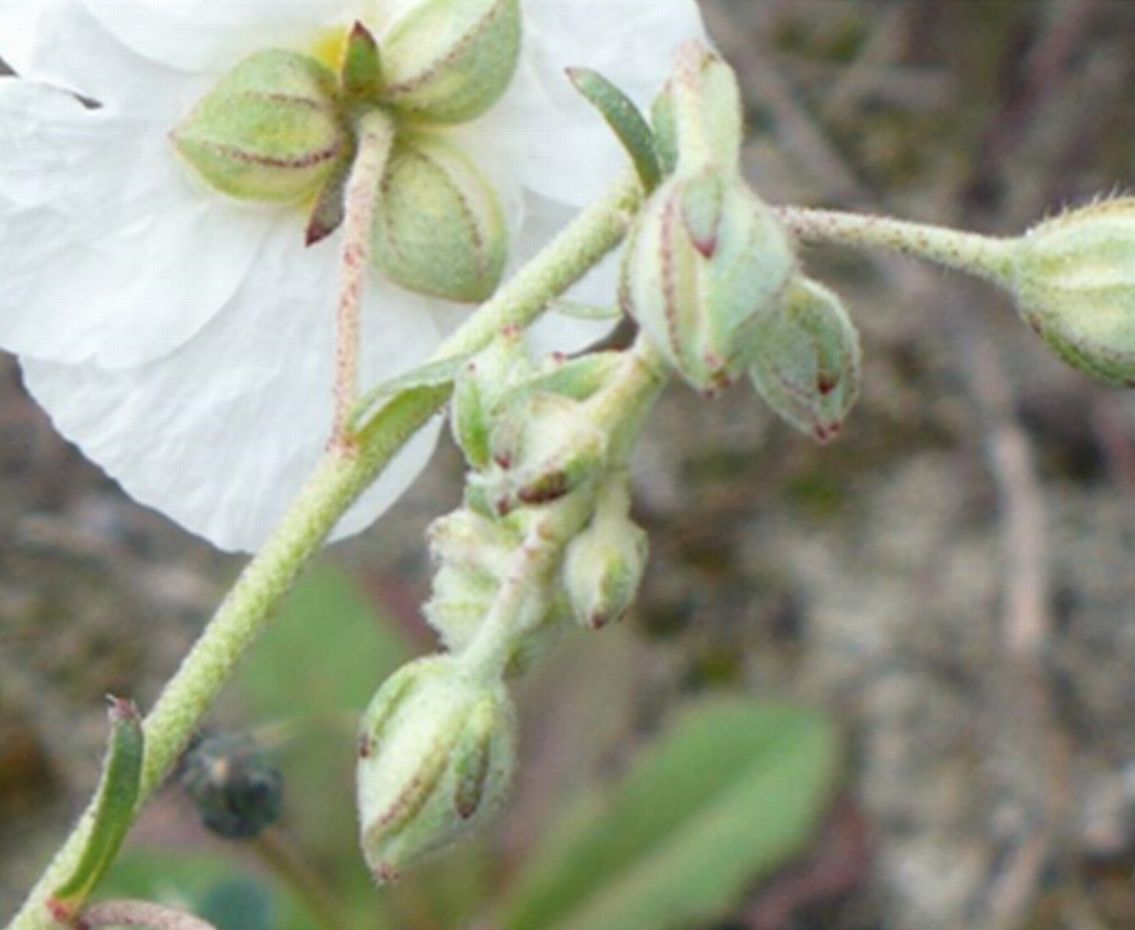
xmin=620 ymin=42 xmax=797 ymax=395
xmin=172 ymin=0 xmax=518 ymax=301
xmin=621 ymin=42 xmax=863 ymax=439
xmin=357 ymin=334 xmax=659 ymax=880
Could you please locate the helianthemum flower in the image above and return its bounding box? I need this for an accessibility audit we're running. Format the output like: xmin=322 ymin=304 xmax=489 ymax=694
xmin=0 ymin=0 xmax=705 ymax=551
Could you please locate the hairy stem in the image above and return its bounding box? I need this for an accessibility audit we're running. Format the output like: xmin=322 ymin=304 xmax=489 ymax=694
xmin=775 ymin=206 xmax=1018 ymax=285
xmin=7 ymin=170 xmax=643 ymax=930
xmin=333 ymin=109 xmax=396 ymax=449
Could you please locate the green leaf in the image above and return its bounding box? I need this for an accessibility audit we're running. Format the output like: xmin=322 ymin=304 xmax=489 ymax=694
xmin=199 ymin=877 xmax=275 ymax=930
xmin=101 ymin=851 xmax=312 ymax=930
xmin=50 ymin=698 xmax=144 ymax=920
xmin=567 ymin=68 xmax=662 ymax=194
xmin=350 ymin=353 xmax=472 ymax=432
xmin=498 ymin=698 xmax=840 ymax=930
xmin=547 ymin=300 xmax=622 ymax=322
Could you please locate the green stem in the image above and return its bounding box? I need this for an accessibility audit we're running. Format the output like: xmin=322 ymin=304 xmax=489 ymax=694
xmin=775 ymin=206 xmax=1017 ymax=285
xmin=7 ymin=170 xmax=643 ymax=930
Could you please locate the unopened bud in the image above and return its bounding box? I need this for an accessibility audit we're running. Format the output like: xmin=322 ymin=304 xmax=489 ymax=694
xmin=452 ymin=330 xmax=533 ymax=470
xmin=621 ymin=168 xmax=796 ymax=394
xmin=562 ymin=475 xmax=648 ymax=630
xmin=749 ymin=277 xmax=861 ymax=443
xmin=652 ymin=41 xmax=744 ymax=177
xmin=172 ymin=50 xmax=346 ymax=203
xmin=357 ymin=657 xmax=515 ymax=882
xmin=380 ymin=0 xmax=521 ymax=124
xmin=488 ymin=393 xmax=607 ymax=513
xmin=372 ymin=133 xmax=508 ymax=302
xmin=1011 ymin=199 xmax=1135 ymax=387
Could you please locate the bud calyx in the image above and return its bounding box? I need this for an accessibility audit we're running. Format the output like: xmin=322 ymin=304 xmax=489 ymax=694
xmin=1011 ymin=199 xmax=1135 ymax=387
xmin=357 ymin=657 xmax=515 ymax=882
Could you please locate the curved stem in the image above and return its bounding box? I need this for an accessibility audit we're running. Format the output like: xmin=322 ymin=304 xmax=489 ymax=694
xmin=775 ymin=206 xmax=1018 ymax=286
xmin=7 ymin=170 xmax=643 ymax=930
xmin=333 ymin=109 xmax=396 ymax=450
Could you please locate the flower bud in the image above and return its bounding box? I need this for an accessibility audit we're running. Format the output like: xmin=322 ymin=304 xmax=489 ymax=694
xmin=487 ymin=393 xmax=607 ymax=514
xmin=452 ymin=330 xmax=533 ymax=470
xmin=621 ymin=168 xmax=796 ymax=394
xmin=749 ymin=277 xmax=861 ymax=443
xmin=652 ymin=41 xmax=744 ymax=177
xmin=172 ymin=50 xmax=346 ymax=203
xmin=562 ymin=475 xmax=648 ymax=630
xmin=372 ymin=133 xmax=508 ymax=302
xmin=1011 ymin=199 xmax=1135 ymax=387
xmin=380 ymin=0 xmax=521 ymax=124
xmin=357 ymin=657 xmax=515 ymax=882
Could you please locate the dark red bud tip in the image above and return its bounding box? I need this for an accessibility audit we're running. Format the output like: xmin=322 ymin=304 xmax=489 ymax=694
xmin=373 ymin=863 xmax=400 ymax=885
xmin=517 ymin=472 xmax=569 ymax=505
xmin=358 ymin=733 xmax=375 ymax=758
xmin=305 ymin=217 xmax=335 ymax=247
xmin=47 ymin=897 xmax=75 ymax=927
xmin=350 ymin=20 xmax=378 ymax=47
xmin=817 ymin=376 xmax=837 ymax=396
xmin=106 ymin=695 xmax=140 ymax=724
xmin=589 ymin=613 xmax=610 ymax=631
xmin=812 ymin=422 xmax=842 ymax=443
xmin=454 ymin=795 xmax=480 ymax=820
xmin=690 ymin=232 xmax=718 ymax=259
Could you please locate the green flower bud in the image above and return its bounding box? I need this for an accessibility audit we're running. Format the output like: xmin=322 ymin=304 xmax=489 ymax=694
xmin=621 ymin=168 xmax=796 ymax=395
xmin=653 ymin=41 xmax=744 ymax=177
xmin=452 ymin=330 xmax=534 ymax=470
xmin=372 ymin=133 xmax=508 ymax=302
xmin=749 ymin=277 xmax=861 ymax=443
xmin=380 ymin=0 xmax=521 ymax=124
xmin=172 ymin=50 xmax=347 ymax=203
xmin=357 ymin=657 xmax=515 ymax=882
xmin=562 ymin=474 xmax=648 ymax=630
xmin=1010 ymin=199 xmax=1135 ymax=387
xmin=487 ymin=393 xmax=607 ymax=514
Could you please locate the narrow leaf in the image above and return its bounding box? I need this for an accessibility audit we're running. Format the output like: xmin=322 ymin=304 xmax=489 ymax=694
xmin=498 ymin=699 xmax=840 ymax=930
xmin=566 ymin=68 xmax=662 ymax=194
xmin=50 ymin=698 xmax=144 ymax=921
xmin=349 ymin=352 xmax=473 ymax=431
xmin=548 ymin=300 xmax=622 ymax=322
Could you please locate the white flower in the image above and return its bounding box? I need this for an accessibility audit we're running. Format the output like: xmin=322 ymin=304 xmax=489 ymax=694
xmin=0 ymin=0 xmax=706 ymax=552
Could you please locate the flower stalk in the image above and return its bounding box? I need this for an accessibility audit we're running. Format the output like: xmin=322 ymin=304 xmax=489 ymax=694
xmin=7 ymin=170 xmax=643 ymax=930
xmin=774 ymin=206 xmax=1015 ymax=285
xmin=332 ymin=109 xmax=397 ymax=450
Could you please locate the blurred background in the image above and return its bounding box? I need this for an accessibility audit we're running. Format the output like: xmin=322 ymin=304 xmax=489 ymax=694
xmin=4 ymin=2 xmax=1135 ymax=928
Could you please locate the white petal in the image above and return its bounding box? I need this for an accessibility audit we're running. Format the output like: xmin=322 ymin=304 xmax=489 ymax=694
xmin=78 ymin=0 xmax=365 ymax=74
xmin=0 ymin=0 xmax=152 ymax=103
xmin=477 ymin=0 xmax=706 ymax=207
xmin=21 ymin=222 xmax=445 ymax=553
xmin=519 ymin=194 xmax=622 ymax=356
xmin=0 ymin=78 xmax=276 ymax=367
